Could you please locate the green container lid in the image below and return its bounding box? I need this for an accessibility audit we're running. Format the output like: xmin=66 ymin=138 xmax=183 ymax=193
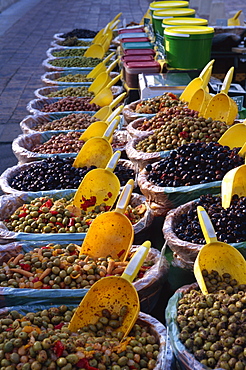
xmin=153 ymin=8 xmax=196 ymax=19
xmin=162 ymin=17 xmax=208 ymax=27
xmin=149 ymin=1 xmax=189 ymax=11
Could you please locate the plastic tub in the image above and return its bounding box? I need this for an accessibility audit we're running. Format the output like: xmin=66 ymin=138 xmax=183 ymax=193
xmin=123 ymin=48 xmax=156 ymax=56
xmin=152 ymin=8 xmax=196 ymax=36
xmin=122 ymin=55 xmax=154 ymax=63
xmin=118 ymin=26 xmax=145 ymax=34
xmin=121 ymin=37 xmax=150 ymax=43
xmin=122 ymin=41 xmax=154 ymax=50
xmin=164 ymin=26 xmax=214 ymax=70
xmin=118 ymin=32 xmax=148 ymax=39
xmin=124 ymin=61 xmax=161 ymax=88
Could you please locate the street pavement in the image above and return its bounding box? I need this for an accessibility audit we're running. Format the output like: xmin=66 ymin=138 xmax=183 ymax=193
xmin=0 ymin=0 xmax=245 ymax=183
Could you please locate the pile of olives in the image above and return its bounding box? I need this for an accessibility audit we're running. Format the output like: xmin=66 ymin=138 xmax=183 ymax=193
xmin=175 ymin=194 xmax=246 ymax=244
xmin=134 ymin=93 xmax=186 ymax=114
xmin=61 ymin=28 xmax=98 ymax=38
xmin=33 ymin=113 xmax=98 ymax=131
xmin=0 ymin=243 xmax=154 ymax=289
xmin=49 ymin=56 xmax=105 ymax=68
xmin=145 ymin=142 xmax=243 ymax=187
xmin=4 ymin=195 xmax=145 ymax=234
xmin=51 ymin=49 xmax=88 ymax=58
xmin=40 ymin=97 xmax=100 ymax=113
xmin=135 ymin=107 xmax=228 ymax=152
xmin=55 ymin=74 xmax=94 ymax=83
xmin=177 ymin=271 xmax=246 ymax=369
xmin=0 ymin=305 xmax=159 ymax=369
xmin=46 ymin=86 xmax=95 ymax=98
xmin=31 ymin=131 xmax=84 ymax=154
xmin=57 ymin=37 xmax=92 ymax=47
xmin=9 ymin=157 xmax=135 ymax=191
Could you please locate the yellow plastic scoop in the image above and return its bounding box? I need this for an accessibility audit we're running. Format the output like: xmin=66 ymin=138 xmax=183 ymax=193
xmin=86 ymin=51 xmax=115 ymax=79
xmin=73 ymin=116 xmax=120 ymax=168
xmin=68 ymin=240 xmax=151 ymax=335
xmin=218 ymin=123 xmax=246 ymax=149
xmin=228 ymin=10 xmax=242 ymax=26
xmin=204 ymin=67 xmax=238 ymax=125
xmin=79 ymin=101 xmax=123 ymax=142
xmin=79 ymin=179 xmax=134 ymax=261
xmin=93 ymin=92 xmax=126 ymax=120
xmin=88 ymin=59 xmax=119 ymax=95
xmin=180 ymin=59 xmax=215 ymax=103
xmin=72 ymin=151 xmax=121 ymax=213
xmin=188 ymin=66 xmax=213 ymax=116
xmin=84 ymin=42 xmax=106 ymax=59
xmin=221 ymin=156 xmax=246 ymax=209
xmin=194 ymin=206 xmax=246 ymax=295
xmin=90 ymin=73 xmax=122 ymax=106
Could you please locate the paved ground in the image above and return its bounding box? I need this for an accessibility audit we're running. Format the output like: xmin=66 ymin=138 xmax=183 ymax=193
xmin=0 ymin=0 xmax=151 ymax=180
xmin=0 ymin=0 xmax=246 ymax=180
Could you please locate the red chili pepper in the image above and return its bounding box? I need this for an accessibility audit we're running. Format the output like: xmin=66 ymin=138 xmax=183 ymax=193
xmin=86 ymin=220 xmax=93 ymax=226
xmin=179 ymin=131 xmax=189 ymax=139
xmin=80 ymin=196 xmax=97 ymax=211
xmin=105 ymin=206 xmax=111 ymax=211
xmin=107 ymin=192 xmax=112 ymax=198
xmin=43 ymin=199 xmax=53 ymax=208
xmin=55 ymin=221 xmax=63 ymax=227
xmin=50 ymin=210 xmax=59 ymax=215
xmin=117 ymin=249 xmax=125 ymax=258
xmin=42 ymin=285 xmax=51 ymax=289
xmin=6 ymin=328 xmax=13 ymax=331
xmin=76 ymin=358 xmax=98 ymax=370
xmin=68 ymin=218 xmax=75 ymax=227
xmin=54 ymin=322 xmax=64 ymax=330
xmin=167 ymin=92 xmax=178 ymax=100
xmin=138 ymin=272 xmax=144 ymax=278
xmin=18 ymin=212 xmax=27 ymax=218
xmin=19 ymin=263 xmax=31 ymax=272
xmin=53 ymin=340 xmax=65 ymax=357
xmin=33 ymin=277 xmax=39 ymax=283
xmin=41 ymin=246 xmax=50 ymax=249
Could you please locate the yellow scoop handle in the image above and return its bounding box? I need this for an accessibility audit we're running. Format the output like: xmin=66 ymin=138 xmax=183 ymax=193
xmin=220 ymin=66 xmax=234 ymax=94
xmin=90 ymin=74 xmax=121 ymax=106
xmin=87 ymin=52 xmax=115 ymax=78
xmin=115 ymin=179 xmax=135 ymax=214
xmin=197 ymin=205 xmax=218 ymax=244
xmin=93 ymin=92 xmax=126 ymax=120
xmin=68 ymin=239 xmax=150 ymax=335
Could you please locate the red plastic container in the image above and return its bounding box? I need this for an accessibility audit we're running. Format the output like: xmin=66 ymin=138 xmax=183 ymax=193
xmin=118 ymin=27 xmax=145 ymax=34
xmin=123 ymin=61 xmax=161 ymax=88
xmin=123 ymin=49 xmax=156 ymax=56
xmin=122 ymin=55 xmax=154 ymax=62
xmin=121 ymin=37 xmax=150 ymax=43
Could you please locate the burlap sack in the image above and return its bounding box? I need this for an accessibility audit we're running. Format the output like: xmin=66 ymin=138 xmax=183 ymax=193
xmin=125 ymin=133 xmax=170 ymax=171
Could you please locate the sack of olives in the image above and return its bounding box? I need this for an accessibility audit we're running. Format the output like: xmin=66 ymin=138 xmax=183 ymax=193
xmin=41 ymin=70 xmax=119 ymax=86
xmin=42 ymin=57 xmax=96 ymax=72
xmin=0 ymin=191 xmax=151 ymax=243
xmin=162 ymin=195 xmax=246 ymax=268
xmin=34 ymin=85 xmax=124 ymax=100
xmin=26 ymin=97 xmax=100 ymax=115
xmin=0 ymin=241 xmax=168 ymax=312
xmin=0 ymin=157 xmax=137 ymax=194
xmin=166 ymin=280 xmax=246 ymax=370
xmin=12 ymin=130 xmax=86 ymax=164
xmin=0 ymin=303 xmax=174 ymax=370
xmin=126 ymin=133 xmax=171 ymax=171
xmin=20 ymin=112 xmax=98 ymax=135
